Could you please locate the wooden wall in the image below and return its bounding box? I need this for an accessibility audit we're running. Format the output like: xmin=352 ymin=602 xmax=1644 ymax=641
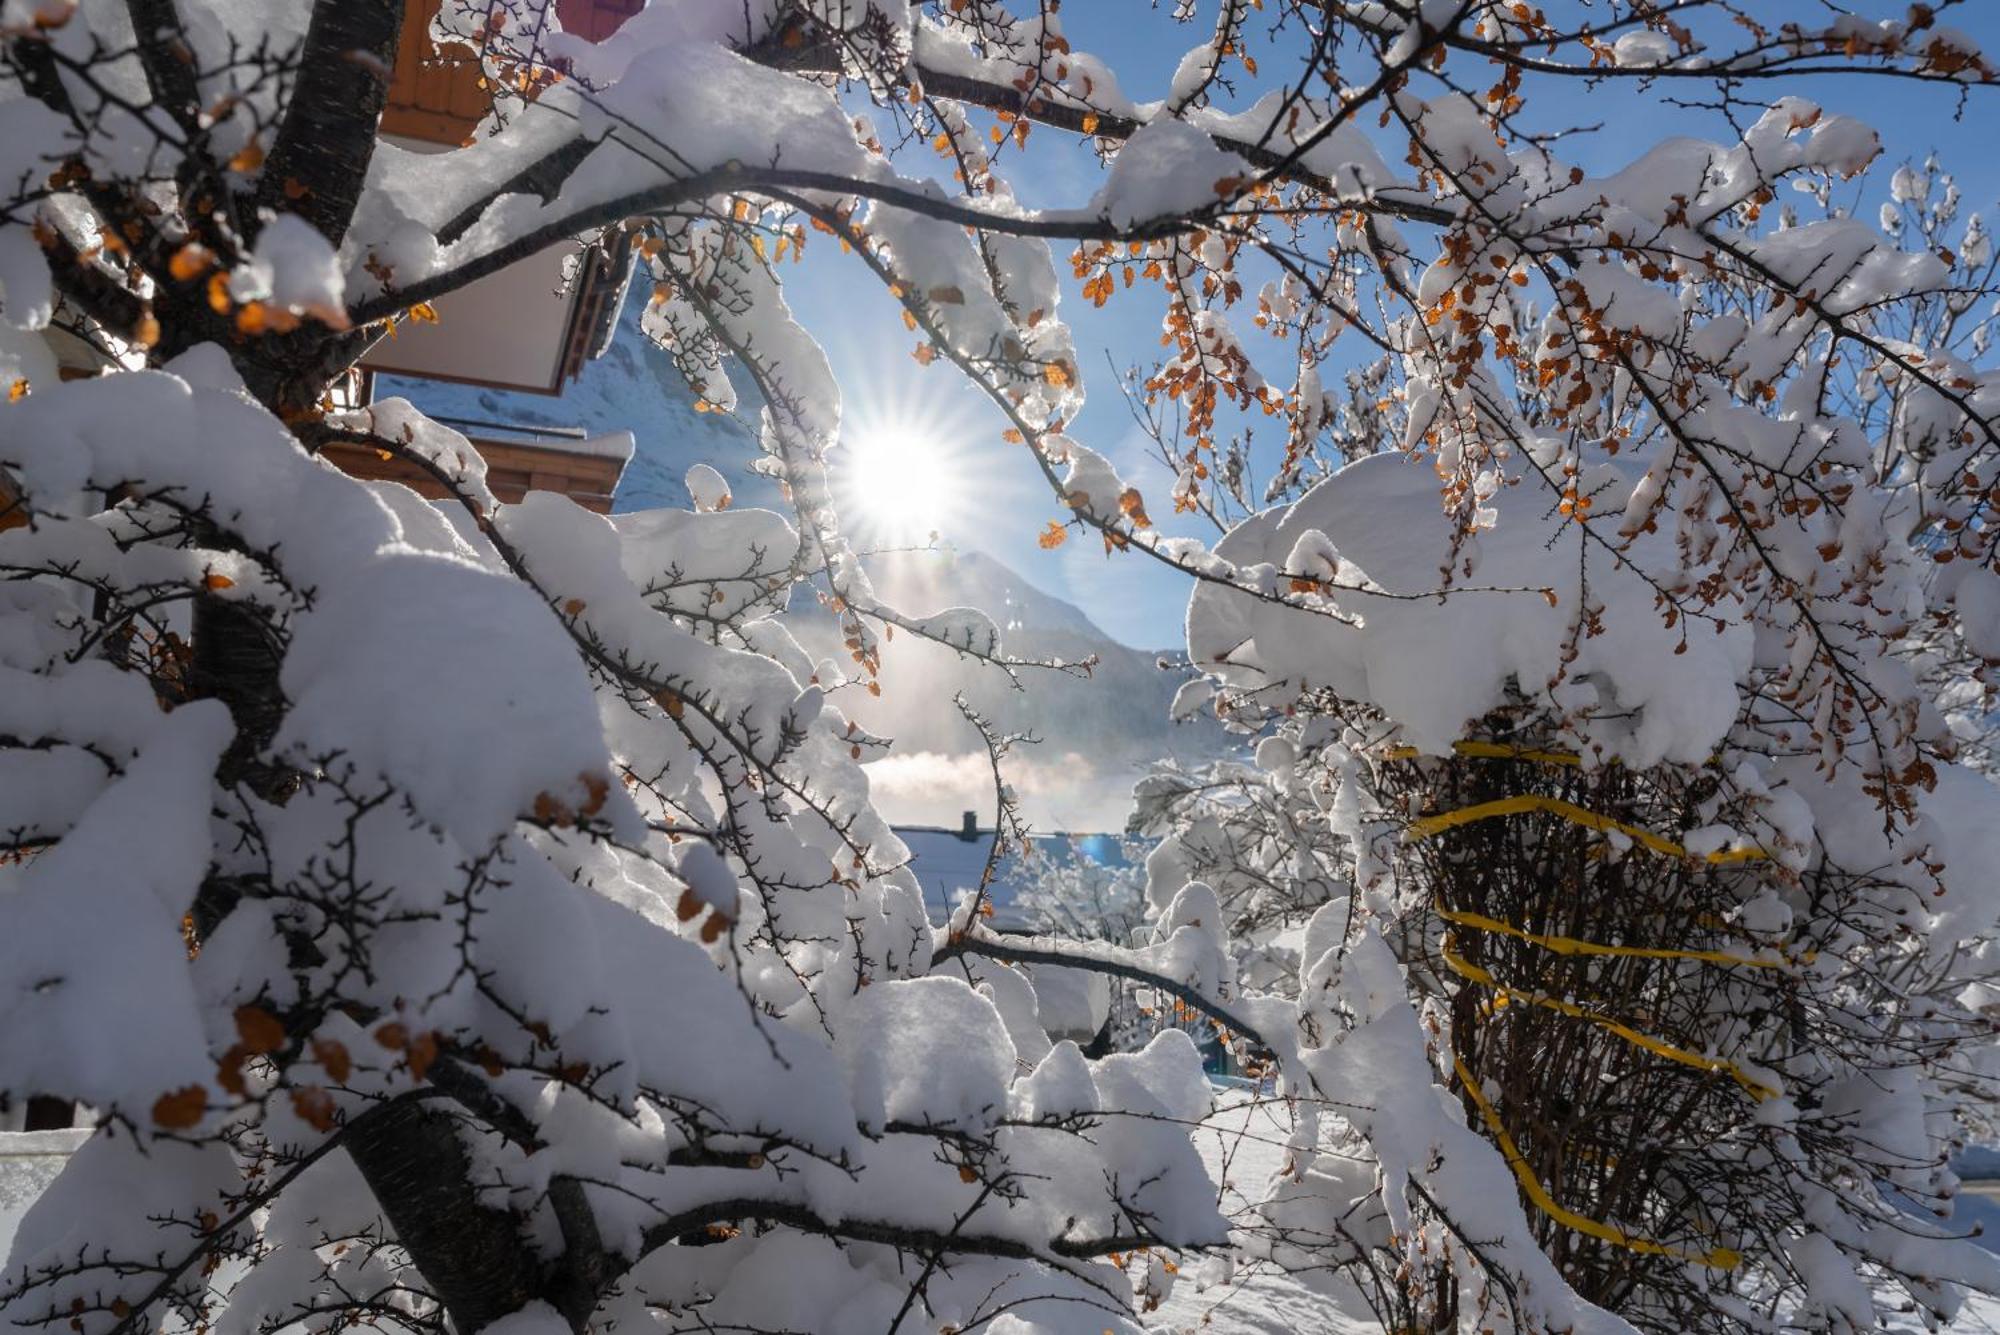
xmin=383 ymin=0 xmax=645 ymax=146
xmin=380 ymin=4 xmax=485 ymax=146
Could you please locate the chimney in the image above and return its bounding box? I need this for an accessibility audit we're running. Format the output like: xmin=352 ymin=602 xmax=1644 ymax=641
xmin=959 ymin=810 xmax=979 ymax=842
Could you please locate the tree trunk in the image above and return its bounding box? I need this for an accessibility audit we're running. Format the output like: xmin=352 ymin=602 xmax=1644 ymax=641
xmin=342 ymin=1097 xmax=547 ymax=1334
xmin=254 ymin=0 xmax=404 ymax=249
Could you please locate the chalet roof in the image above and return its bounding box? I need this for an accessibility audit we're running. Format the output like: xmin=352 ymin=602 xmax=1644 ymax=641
xmin=418 ymin=416 xmax=636 ymax=462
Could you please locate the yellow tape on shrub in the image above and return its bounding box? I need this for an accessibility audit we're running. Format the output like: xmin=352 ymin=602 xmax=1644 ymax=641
xmin=1435 ymin=907 xmax=1806 ymax=969
xmin=1451 ymin=1054 xmax=1743 ymax=1270
xmin=1405 ymin=794 xmax=1770 ymax=865
xmin=1440 ymin=939 xmax=1778 ymax=1102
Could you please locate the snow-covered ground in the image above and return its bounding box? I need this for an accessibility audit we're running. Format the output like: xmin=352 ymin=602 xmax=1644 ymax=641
xmin=1146 ymin=1095 xmax=2000 ymax=1334
xmin=8 ymin=1111 xmax=2000 ymax=1333
xmin=1147 ymin=1093 xmax=1378 ymax=1333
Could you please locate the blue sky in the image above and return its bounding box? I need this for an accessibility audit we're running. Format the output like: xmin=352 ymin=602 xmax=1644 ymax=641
xmin=406 ymin=6 xmax=2000 ymax=651
xmin=767 ymin=4 xmax=2000 ymax=649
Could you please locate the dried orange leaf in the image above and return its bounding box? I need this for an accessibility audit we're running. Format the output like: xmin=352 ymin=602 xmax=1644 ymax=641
xmin=169 ymin=244 xmax=212 ymax=282
xmin=234 ymin=1004 xmax=285 ymax=1054
xmin=312 ymin=1038 xmax=352 ymax=1084
xmin=291 ymin=1086 xmax=336 ymax=1132
xmin=216 ymin=1044 xmax=249 ymax=1097
xmin=406 ymin=1031 xmax=438 ymax=1081
xmin=152 ymin=1085 xmax=207 ymax=1129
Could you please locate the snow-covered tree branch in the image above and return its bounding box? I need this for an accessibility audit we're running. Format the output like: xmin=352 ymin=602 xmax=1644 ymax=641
xmin=4 ymin=2 xmax=2000 ymax=1333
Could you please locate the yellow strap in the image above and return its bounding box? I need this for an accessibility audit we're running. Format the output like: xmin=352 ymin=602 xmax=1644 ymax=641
xmin=1436 ymin=907 xmax=1807 ymax=969
xmin=1405 ymin=794 xmax=1770 ymax=865
xmin=1383 ymin=740 xmax=1584 ymax=766
xmin=1450 ymin=1054 xmax=1743 ymax=1270
xmin=1440 ymin=938 xmax=1778 ymax=1103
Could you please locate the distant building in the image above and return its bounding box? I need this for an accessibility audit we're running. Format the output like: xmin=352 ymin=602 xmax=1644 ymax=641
xmin=895 ymin=815 xmax=1242 ymax=1075
xmin=893 ymin=812 xmax=1135 ymax=932
xmin=894 ymin=814 xmax=1138 ymax=1048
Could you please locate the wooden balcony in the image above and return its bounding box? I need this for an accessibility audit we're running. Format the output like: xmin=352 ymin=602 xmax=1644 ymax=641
xmin=368 ymin=0 xmax=641 ymax=395
xmin=321 ymin=418 xmax=631 ymax=513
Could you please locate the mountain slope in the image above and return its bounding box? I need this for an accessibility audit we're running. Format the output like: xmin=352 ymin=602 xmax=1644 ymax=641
xmin=376 ymin=293 xmax=1229 ymax=829
xmin=809 ymin=546 xmax=1216 ymax=761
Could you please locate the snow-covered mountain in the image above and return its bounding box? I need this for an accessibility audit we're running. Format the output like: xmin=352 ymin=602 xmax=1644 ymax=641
xmin=810 ymin=544 xmax=1217 ymax=762
xmin=378 ymin=294 xmax=1230 ymax=830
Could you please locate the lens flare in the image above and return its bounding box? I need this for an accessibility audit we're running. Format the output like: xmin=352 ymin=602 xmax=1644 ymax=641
xmin=840 ymin=422 xmax=960 ymax=544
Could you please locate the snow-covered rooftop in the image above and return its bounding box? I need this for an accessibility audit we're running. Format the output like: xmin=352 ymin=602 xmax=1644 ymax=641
xmin=418 ymin=414 xmax=636 ymax=462
xmin=895 ymin=824 xmax=1133 ymax=930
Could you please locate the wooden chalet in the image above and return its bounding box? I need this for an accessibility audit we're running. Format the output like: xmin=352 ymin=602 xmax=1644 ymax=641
xmin=1 ymin=0 xmax=647 ymax=540
xmin=361 ymin=0 xmax=642 ymax=399
xmin=342 ymin=0 xmax=646 ymax=510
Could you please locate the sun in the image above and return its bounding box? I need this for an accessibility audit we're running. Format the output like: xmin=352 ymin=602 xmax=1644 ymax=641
xmin=838 ymin=421 xmax=962 ymax=545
